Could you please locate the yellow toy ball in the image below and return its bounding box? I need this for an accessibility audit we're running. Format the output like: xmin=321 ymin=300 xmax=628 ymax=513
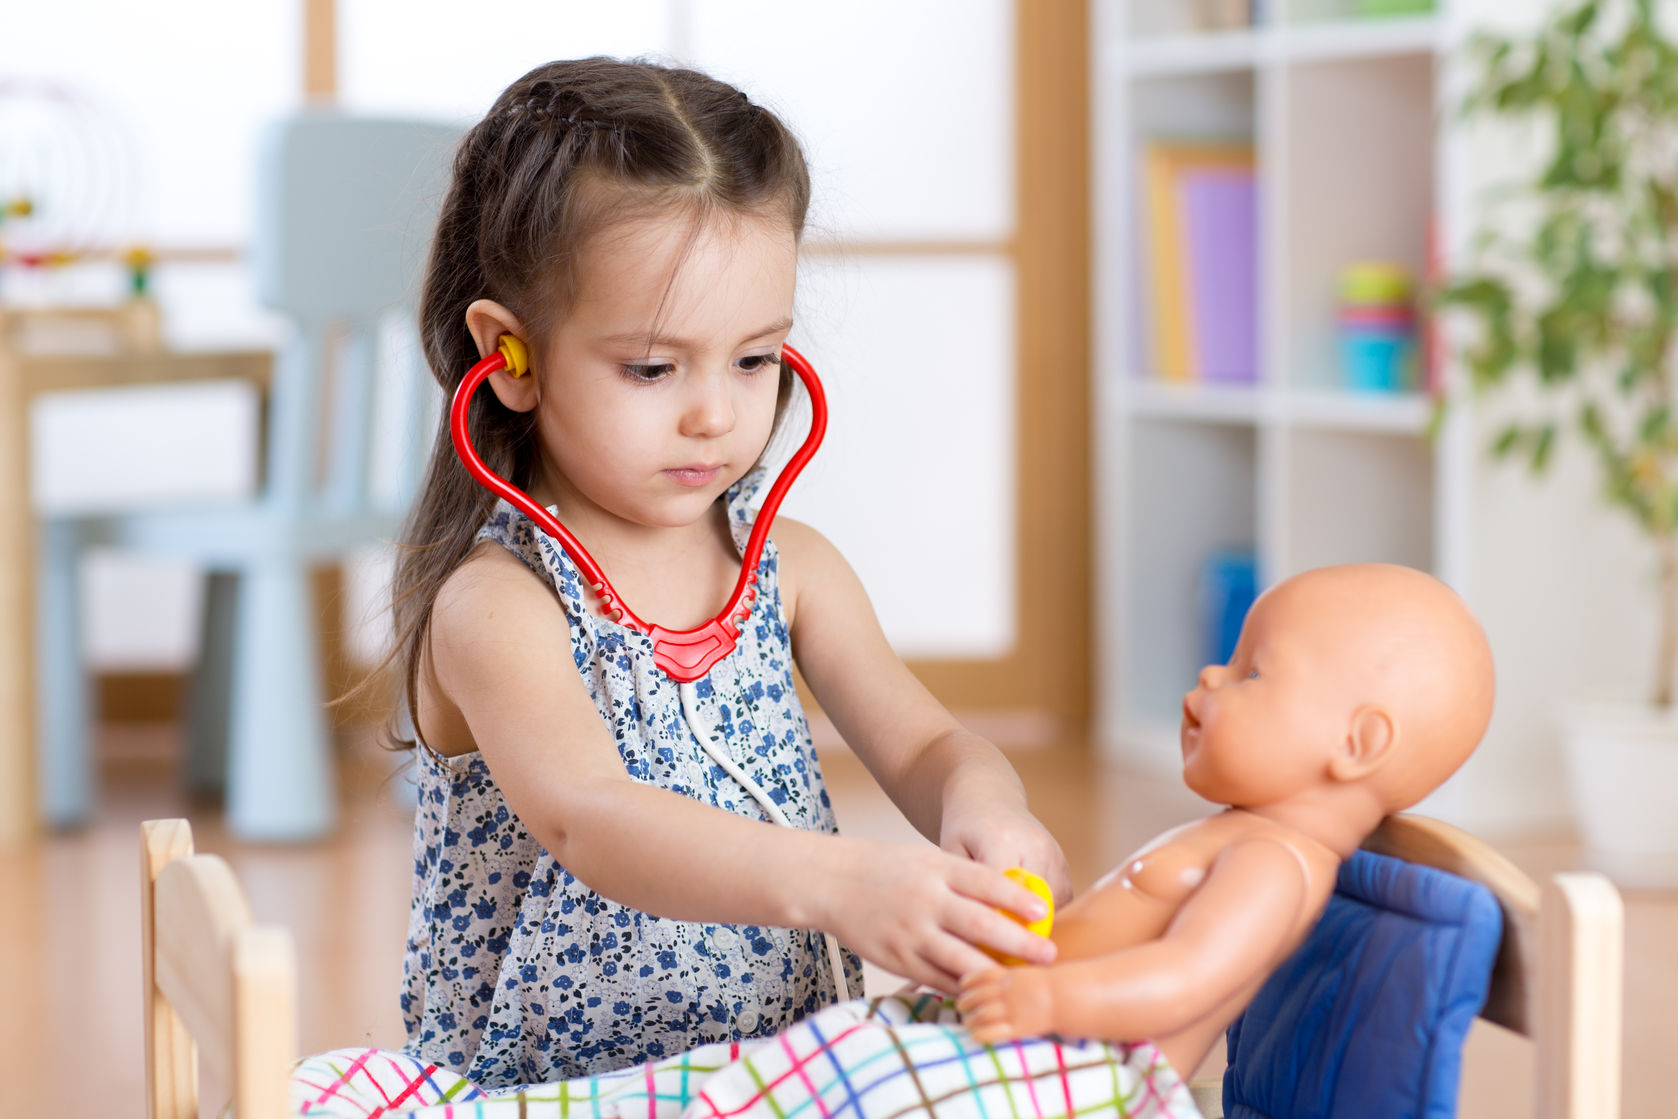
xmin=984 ymin=867 xmax=1054 ymax=965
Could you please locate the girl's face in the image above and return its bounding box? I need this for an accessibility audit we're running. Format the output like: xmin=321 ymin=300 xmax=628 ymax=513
xmin=529 ymin=209 xmax=797 ymax=533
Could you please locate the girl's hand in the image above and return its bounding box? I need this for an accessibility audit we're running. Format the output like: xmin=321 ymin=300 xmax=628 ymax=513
xmin=815 ymin=839 xmax=1057 ymax=995
xmin=941 ymin=803 xmax=1074 ymax=908
xmin=956 ymin=965 xmax=1054 ymax=1044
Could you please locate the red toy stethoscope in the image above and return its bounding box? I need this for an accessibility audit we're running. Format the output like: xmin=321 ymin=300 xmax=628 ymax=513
xmin=449 ymin=334 xmax=827 ymax=683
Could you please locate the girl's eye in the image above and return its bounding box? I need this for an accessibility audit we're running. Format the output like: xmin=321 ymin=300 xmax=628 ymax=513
xmin=1246 ymin=668 xmax=1260 ymax=680
xmin=738 ymin=352 xmax=782 ymax=374
xmin=620 ymin=363 xmax=675 ymax=382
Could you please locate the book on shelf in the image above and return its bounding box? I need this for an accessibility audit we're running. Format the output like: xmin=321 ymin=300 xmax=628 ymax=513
xmin=1193 ymin=0 xmax=1254 ymax=31
xmin=1141 ymin=141 xmax=1257 ymax=386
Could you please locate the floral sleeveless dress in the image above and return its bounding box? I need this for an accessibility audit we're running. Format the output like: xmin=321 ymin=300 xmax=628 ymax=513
xmin=400 ymin=471 xmax=863 ymax=1090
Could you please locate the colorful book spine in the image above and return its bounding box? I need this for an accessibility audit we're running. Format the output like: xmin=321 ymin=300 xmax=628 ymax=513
xmin=1141 ymin=142 xmax=1257 ymax=384
xmin=1181 ymin=167 xmax=1257 ymax=383
xmin=1143 ymin=146 xmax=1193 ymax=382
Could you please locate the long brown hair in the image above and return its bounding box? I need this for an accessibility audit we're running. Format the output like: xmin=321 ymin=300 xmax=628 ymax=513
xmin=387 ymin=57 xmax=811 ymax=749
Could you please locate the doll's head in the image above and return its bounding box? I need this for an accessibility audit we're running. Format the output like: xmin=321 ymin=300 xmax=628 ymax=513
xmin=1180 ymin=563 xmax=1494 ymax=822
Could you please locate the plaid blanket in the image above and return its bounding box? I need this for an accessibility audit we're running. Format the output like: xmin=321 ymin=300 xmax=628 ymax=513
xmin=291 ymin=995 xmax=1201 ymax=1119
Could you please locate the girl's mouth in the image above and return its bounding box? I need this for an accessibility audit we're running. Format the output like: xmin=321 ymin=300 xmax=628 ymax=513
xmin=664 ymin=465 xmax=722 ymax=487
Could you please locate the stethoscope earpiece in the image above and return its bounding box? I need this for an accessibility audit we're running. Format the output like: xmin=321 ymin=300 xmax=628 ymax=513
xmin=496 ymin=333 xmax=530 ymax=378
xmin=450 ymin=342 xmax=827 ymax=682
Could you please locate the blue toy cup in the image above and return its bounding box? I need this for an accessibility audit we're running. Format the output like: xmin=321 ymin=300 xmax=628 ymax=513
xmin=1342 ymin=325 xmax=1416 ymax=392
xmin=1200 ymin=550 xmax=1258 ymax=668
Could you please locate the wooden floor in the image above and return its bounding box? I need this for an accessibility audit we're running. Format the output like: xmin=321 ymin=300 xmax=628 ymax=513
xmin=3 ymin=723 xmax=1673 ymax=1119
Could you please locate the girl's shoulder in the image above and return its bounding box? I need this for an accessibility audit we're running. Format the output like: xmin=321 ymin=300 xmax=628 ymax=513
xmin=769 ymin=516 xmax=858 ymax=627
xmin=437 ymin=536 xmax=555 ymax=607
xmin=431 ymin=541 xmax=569 ymax=673
xmin=420 ymin=540 xmax=574 ymax=757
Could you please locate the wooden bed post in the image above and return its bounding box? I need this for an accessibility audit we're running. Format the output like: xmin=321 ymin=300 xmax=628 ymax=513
xmin=1536 ymin=874 xmax=1624 ymax=1119
xmin=142 ymin=819 xmax=197 ymax=1119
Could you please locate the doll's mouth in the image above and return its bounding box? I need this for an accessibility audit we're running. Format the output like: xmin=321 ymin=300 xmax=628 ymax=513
xmin=1181 ymin=695 xmax=1202 ymax=733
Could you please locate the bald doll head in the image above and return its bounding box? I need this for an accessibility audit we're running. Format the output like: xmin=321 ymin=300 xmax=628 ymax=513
xmin=1180 ymin=564 xmax=1494 ymax=815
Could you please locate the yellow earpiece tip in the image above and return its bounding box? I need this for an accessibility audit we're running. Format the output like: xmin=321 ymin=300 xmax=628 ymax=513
xmin=497 ymin=333 xmax=530 ymax=378
xmin=983 ymin=867 xmax=1055 ymax=966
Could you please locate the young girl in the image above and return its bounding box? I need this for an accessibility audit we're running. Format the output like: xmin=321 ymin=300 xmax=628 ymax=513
xmin=391 ymin=57 xmax=1071 ymax=1091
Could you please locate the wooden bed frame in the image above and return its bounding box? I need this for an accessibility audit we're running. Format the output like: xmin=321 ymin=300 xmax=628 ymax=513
xmin=142 ymin=814 xmax=1622 ymax=1119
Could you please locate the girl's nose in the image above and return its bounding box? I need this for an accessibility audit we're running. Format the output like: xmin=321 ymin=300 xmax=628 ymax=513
xmin=1197 ymin=664 xmax=1224 ymax=689
xmin=679 ymin=371 xmax=737 ymax=438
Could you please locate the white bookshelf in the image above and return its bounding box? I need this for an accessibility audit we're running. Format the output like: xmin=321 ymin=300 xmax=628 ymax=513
xmin=1091 ymin=0 xmax=1473 ymax=774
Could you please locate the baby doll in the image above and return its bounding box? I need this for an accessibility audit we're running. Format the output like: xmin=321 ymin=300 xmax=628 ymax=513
xmin=958 ymin=562 xmax=1495 ymax=1078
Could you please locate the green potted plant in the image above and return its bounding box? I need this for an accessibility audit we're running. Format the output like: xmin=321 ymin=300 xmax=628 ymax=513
xmin=1440 ymin=0 xmax=1678 ymax=884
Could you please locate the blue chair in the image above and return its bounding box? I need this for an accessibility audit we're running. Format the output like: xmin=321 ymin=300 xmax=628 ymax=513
xmin=37 ymin=112 xmax=460 ymax=839
xmin=1199 ymin=814 xmax=1623 ymax=1119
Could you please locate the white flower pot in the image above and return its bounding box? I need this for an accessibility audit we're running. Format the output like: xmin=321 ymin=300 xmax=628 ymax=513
xmin=1563 ymin=701 xmax=1678 ymax=887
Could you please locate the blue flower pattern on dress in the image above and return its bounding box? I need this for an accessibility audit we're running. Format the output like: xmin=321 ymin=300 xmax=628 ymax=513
xmin=400 ymin=470 xmax=862 ymax=1090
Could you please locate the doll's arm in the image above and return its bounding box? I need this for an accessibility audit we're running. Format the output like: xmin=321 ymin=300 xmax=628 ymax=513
xmin=774 ymin=518 xmax=1072 ymax=901
xmin=958 ymin=836 xmax=1309 ymax=1043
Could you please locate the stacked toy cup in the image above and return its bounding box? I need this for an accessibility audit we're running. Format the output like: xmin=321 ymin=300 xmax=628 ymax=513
xmin=1339 ymin=262 xmax=1417 ymax=393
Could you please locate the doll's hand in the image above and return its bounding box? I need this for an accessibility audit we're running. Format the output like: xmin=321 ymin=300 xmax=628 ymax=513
xmin=957 ymin=965 xmax=1055 ymax=1044
xmin=815 ymin=839 xmax=1056 ymax=995
xmin=942 ymin=806 xmax=1073 ymax=907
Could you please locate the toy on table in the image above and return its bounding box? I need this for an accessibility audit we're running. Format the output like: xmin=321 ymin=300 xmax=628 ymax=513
xmin=1339 ymin=262 xmax=1418 ymax=392
xmin=957 ymin=562 xmax=1495 ymax=1080
xmin=0 ymin=78 xmax=152 ymax=312
xmin=0 ymin=78 xmax=140 ymax=255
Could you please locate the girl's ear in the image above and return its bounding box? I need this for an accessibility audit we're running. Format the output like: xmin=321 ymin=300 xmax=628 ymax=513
xmin=1330 ymin=705 xmax=1397 ymax=782
xmin=465 ymin=298 xmax=539 ymax=413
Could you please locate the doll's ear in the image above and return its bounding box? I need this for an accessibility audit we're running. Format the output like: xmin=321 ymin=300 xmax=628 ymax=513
xmin=1330 ymin=705 xmax=1397 ymax=782
xmin=465 ymin=298 xmax=539 ymax=413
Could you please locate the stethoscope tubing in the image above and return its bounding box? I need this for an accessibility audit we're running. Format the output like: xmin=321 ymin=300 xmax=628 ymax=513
xmin=449 ymin=344 xmax=828 ymax=682
xmin=678 ymin=679 xmax=851 ymax=1003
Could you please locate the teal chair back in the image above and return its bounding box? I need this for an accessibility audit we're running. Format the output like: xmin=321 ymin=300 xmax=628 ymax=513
xmin=37 ymin=112 xmax=460 ymax=839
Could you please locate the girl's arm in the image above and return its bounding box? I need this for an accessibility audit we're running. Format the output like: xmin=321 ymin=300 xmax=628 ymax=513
xmin=422 ymin=543 xmax=1056 ymax=993
xmin=774 ymin=519 xmax=1073 ymax=903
